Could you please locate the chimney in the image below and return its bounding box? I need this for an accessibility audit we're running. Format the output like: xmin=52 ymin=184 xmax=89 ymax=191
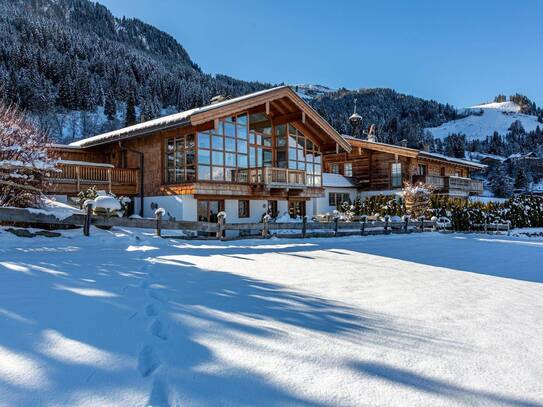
xmin=423 ymin=143 xmax=430 ymax=152
xmin=400 ymin=139 xmax=408 ymax=148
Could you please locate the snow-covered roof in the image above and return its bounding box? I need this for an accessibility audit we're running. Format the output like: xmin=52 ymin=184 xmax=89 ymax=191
xmin=69 ymin=86 xmax=292 ymax=148
xmin=419 ymin=151 xmax=487 ymax=169
xmin=342 ymin=135 xmax=486 ymax=169
xmin=466 ymin=151 xmax=506 ymax=162
xmin=322 ymin=173 xmax=357 ymax=188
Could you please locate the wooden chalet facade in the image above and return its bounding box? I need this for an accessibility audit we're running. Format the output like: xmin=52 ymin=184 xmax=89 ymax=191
xmin=48 ymin=86 xmax=351 ymax=222
xmin=322 ymin=136 xmax=485 ymax=198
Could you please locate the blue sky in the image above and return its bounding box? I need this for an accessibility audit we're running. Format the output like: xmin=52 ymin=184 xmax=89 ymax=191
xmin=98 ymin=0 xmax=543 ymax=107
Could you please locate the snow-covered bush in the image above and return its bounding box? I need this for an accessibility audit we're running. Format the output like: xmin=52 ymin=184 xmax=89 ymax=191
xmin=77 ymin=186 xmax=98 ymax=209
xmin=0 ymin=103 xmax=56 ymax=207
xmin=404 ymin=182 xmax=433 ymax=219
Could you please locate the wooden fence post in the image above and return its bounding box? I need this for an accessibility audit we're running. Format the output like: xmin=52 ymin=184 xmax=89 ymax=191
xmin=83 ymin=200 xmax=93 ymax=236
xmin=262 ymin=214 xmax=270 ymax=238
xmin=403 ymin=216 xmax=409 ymax=233
xmin=419 ymin=216 xmax=425 ymax=232
xmin=217 ymin=212 xmax=226 ymax=240
xmin=384 ymin=216 xmax=390 ymax=234
xmin=302 ymin=216 xmax=307 ymax=238
xmin=360 ymin=216 xmax=367 ymax=236
xmin=333 ymin=217 xmax=339 ymax=237
xmin=155 ymin=211 xmax=163 ymax=237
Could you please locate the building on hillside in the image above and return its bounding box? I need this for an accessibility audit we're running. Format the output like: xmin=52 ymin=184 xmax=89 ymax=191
xmin=47 ymin=86 xmax=351 ymax=221
xmin=322 ymin=136 xmax=486 ymax=199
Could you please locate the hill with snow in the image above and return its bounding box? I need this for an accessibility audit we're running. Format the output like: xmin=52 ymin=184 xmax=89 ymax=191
xmin=426 ymin=101 xmax=543 ymax=140
xmin=293 ymin=84 xmax=337 ymax=101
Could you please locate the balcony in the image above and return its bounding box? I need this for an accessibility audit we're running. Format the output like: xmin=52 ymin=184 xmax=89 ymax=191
xmin=236 ymin=167 xmax=308 ymax=188
xmin=47 ymin=162 xmax=139 ymax=196
xmin=412 ymin=175 xmax=483 ymax=196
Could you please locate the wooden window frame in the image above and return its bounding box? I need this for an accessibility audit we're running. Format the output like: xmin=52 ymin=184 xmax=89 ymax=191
xmin=390 ymin=162 xmax=402 ymax=188
xmin=238 ymin=200 xmax=250 ymax=218
xmin=344 ymin=162 xmax=353 ymax=177
xmin=164 ymin=133 xmax=196 ymax=184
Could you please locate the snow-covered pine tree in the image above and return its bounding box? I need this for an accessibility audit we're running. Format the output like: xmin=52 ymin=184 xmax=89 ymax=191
xmin=0 ymin=103 xmax=56 ymax=207
xmin=125 ymin=93 xmax=137 ymax=127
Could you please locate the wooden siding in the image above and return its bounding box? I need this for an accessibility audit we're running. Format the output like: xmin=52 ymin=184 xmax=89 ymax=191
xmin=324 ymin=148 xmax=473 ymax=192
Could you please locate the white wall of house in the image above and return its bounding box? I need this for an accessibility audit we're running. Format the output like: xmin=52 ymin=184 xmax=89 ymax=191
xmin=316 ymin=187 xmax=358 ymax=215
xmin=135 ymin=194 xmax=197 ymax=221
xmin=224 ymin=199 xmax=268 ymax=224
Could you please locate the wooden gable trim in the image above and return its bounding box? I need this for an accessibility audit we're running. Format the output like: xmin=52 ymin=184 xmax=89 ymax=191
xmin=346 ymin=139 xmax=419 ymax=158
xmin=190 ymin=86 xmax=351 ymax=153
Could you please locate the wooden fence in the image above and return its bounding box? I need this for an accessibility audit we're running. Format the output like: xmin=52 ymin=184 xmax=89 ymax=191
xmin=0 ymin=207 xmax=446 ymax=240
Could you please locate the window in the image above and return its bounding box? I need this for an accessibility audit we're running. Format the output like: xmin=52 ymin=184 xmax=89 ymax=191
xmin=197 ymin=113 xmax=249 ymax=182
xmin=418 ymin=164 xmax=427 ymax=176
xmin=391 ymin=162 xmax=402 ymax=188
xmin=197 ymin=200 xmax=224 ymax=223
xmin=165 ymin=134 xmax=196 ymax=183
xmin=330 ymin=163 xmax=340 ymax=174
xmin=267 ymin=200 xmax=278 ymax=218
xmin=328 ymin=193 xmax=351 ymax=207
xmin=288 ymin=200 xmax=306 ymax=218
xmin=344 ymin=162 xmax=353 ymax=177
xmin=284 ymin=124 xmax=321 ymax=186
xmin=238 ymin=200 xmax=250 ymax=218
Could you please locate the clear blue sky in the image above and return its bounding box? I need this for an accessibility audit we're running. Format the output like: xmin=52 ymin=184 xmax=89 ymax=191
xmin=98 ymin=0 xmax=543 ymax=107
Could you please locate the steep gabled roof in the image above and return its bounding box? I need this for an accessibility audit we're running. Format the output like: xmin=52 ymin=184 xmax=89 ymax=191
xmin=69 ymin=86 xmax=351 ymax=151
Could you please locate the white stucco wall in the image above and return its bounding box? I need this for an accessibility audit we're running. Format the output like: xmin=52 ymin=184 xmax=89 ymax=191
xmin=315 ymin=187 xmax=358 ymax=215
xmin=224 ymin=199 xmax=268 ymax=224
xmin=135 ymin=195 xmax=197 ymax=221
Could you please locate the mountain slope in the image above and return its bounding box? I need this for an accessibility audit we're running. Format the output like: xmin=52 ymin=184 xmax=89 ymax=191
xmin=0 ymin=0 xmax=270 ymax=141
xmin=426 ymin=101 xmax=543 ymax=140
xmin=309 ymin=88 xmax=461 ymax=147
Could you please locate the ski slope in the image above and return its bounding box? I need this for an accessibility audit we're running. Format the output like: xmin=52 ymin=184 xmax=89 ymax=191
xmin=1 ymin=228 xmax=542 ymax=406
xmin=426 ymin=101 xmax=542 ymax=140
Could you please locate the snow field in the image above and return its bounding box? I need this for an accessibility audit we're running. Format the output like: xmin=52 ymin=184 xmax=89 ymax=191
xmin=0 ymin=228 xmax=542 ymax=406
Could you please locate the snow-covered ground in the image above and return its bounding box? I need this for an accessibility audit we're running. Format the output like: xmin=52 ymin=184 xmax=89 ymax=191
xmin=1 ymin=228 xmax=542 ymax=407
xmin=426 ymin=101 xmax=542 ymax=140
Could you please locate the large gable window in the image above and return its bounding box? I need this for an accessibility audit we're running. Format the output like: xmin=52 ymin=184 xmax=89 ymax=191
xmin=197 ymin=114 xmax=249 ymax=182
xmin=165 ymin=134 xmax=195 ymax=184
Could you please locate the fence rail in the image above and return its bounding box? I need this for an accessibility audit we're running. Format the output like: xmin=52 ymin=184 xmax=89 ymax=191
xmin=0 ymin=207 xmax=509 ymax=240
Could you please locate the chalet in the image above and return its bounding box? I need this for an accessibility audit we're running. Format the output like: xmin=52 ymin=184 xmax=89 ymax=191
xmin=321 ymin=136 xmax=486 ymax=202
xmin=48 ymin=86 xmax=351 ymax=222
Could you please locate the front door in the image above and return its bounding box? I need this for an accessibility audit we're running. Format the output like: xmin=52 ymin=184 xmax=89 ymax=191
xmin=288 ymin=200 xmax=306 ymax=219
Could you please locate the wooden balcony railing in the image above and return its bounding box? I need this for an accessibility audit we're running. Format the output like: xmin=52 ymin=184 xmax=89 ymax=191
xmin=412 ymin=174 xmax=483 ymax=196
xmin=47 ymin=163 xmax=139 ymax=195
xmin=235 ymin=167 xmax=308 ymax=188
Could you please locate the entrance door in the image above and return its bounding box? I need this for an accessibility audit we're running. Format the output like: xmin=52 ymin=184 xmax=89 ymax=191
xmin=197 ymin=200 xmax=224 ymax=222
xmin=288 ymin=200 xmax=306 ymax=219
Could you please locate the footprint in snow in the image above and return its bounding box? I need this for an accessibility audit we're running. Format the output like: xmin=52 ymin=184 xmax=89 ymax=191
xmin=148 ymin=289 xmax=168 ymax=303
xmin=138 ymin=345 xmax=161 ymax=377
xmin=150 ymin=318 xmax=168 ymax=340
xmin=148 ymin=377 xmax=170 ymax=407
xmin=145 ymin=303 xmax=159 ymax=317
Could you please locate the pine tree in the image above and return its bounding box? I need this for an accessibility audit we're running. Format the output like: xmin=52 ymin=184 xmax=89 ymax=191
xmin=125 ymin=93 xmax=136 ymax=127
xmin=104 ymin=90 xmax=116 ymax=121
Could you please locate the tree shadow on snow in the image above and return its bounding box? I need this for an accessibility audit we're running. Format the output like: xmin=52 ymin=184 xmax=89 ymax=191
xmin=349 ymin=360 xmax=543 ymax=406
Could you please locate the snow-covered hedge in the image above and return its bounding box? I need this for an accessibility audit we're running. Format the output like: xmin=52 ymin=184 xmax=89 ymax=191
xmin=340 ymin=193 xmax=543 ymax=231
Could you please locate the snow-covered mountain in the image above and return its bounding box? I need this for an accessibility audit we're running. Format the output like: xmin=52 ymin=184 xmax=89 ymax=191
xmin=293 ymin=84 xmax=337 ymax=101
xmin=426 ymin=101 xmax=543 ymax=140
